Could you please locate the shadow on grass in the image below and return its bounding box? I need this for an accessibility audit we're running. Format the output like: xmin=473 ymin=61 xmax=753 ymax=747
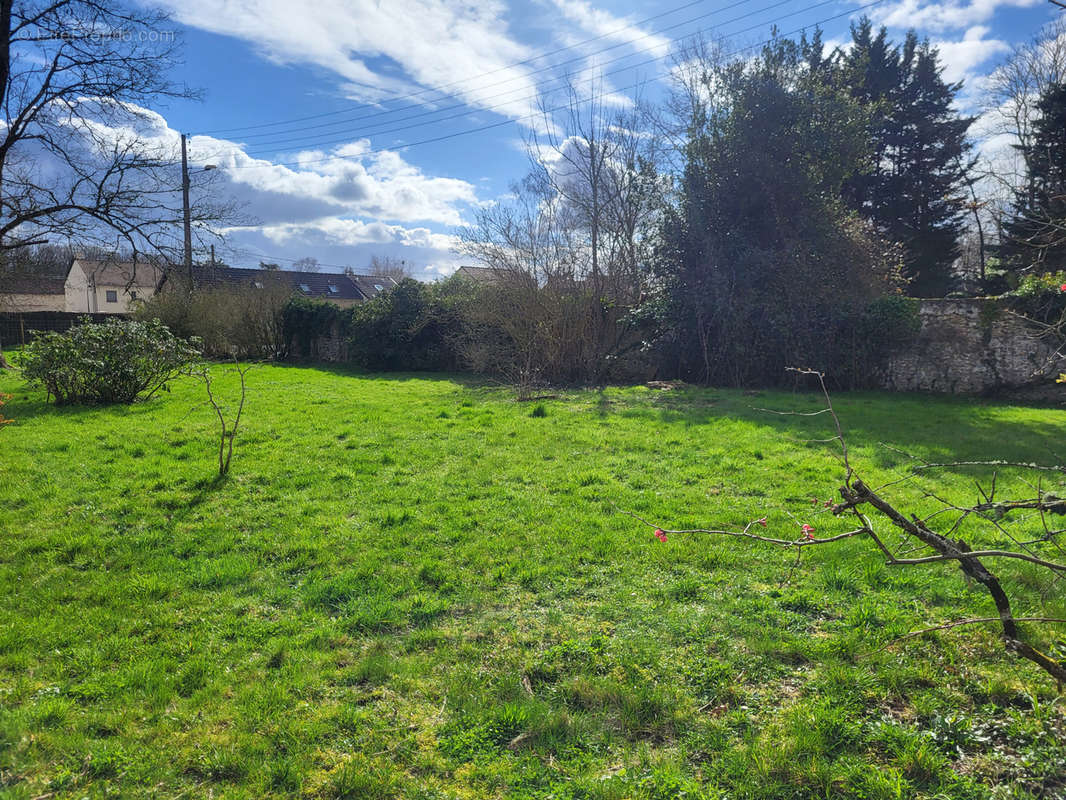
xmin=4 ymin=361 xmax=1063 ymax=470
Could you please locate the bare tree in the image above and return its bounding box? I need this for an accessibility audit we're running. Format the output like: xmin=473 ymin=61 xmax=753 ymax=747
xmin=292 ymin=256 xmax=320 ymax=273
xmin=983 ymin=17 xmax=1066 ymax=192
xmin=456 ymin=76 xmax=662 ymax=386
xmin=191 ymin=358 xmax=251 ymax=479
xmin=368 ymin=254 xmax=411 ymax=281
xmin=0 ymin=0 xmax=231 ymax=266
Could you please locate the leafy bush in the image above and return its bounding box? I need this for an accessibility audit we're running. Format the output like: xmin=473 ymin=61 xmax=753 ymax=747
xmin=283 ymin=278 xmax=474 ymax=371
xmin=1005 ymin=270 xmax=1066 ymax=324
xmin=21 ymin=318 xmax=199 ymax=405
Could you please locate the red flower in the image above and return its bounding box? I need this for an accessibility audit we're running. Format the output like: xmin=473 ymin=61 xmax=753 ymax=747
xmin=1060 ymin=283 xmax=1066 ymax=292
xmin=654 ymin=528 xmax=668 ymax=543
xmin=757 ymin=517 xmax=768 ymax=528
xmin=801 ymin=523 xmax=816 ymax=540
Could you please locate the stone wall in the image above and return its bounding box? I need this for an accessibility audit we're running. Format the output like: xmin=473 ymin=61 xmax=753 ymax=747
xmin=289 ymin=322 xmax=348 ymax=363
xmin=879 ymin=298 xmax=1064 ymax=395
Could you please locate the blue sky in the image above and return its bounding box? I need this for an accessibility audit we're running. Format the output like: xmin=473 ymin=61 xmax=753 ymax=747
xmin=130 ymin=0 xmax=1062 ymax=278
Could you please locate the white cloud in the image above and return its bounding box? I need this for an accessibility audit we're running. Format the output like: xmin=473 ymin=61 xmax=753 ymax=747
xmin=934 ymin=26 xmax=1010 ymax=86
xmin=199 ymin=138 xmax=479 ymax=227
xmin=546 ymin=0 xmax=671 ymax=59
xmin=874 ymin=0 xmax=1041 ymax=33
xmin=256 ymin=216 xmax=458 ymax=251
xmin=70 ymin=101 xmax=476 ymax=273
xmin=157 ymin=0 xmax=541 ymax=120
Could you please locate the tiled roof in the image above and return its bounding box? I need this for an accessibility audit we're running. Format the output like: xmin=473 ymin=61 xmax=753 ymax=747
xmin=1 ymin=274 xmax=66 ymax=295
xmin=453 ymin=265 xmax=518 ymax=284
xmin=348 ymin=274 xmax=398 ymax=300
xmin=72 ymin=259 xmax=164 ymax=289
xmin=176 ymin=266 xmax=396 ymax=302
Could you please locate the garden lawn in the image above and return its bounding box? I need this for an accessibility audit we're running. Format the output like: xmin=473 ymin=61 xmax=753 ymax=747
xmin=0 ymin=362 xmax=1064 ymax=799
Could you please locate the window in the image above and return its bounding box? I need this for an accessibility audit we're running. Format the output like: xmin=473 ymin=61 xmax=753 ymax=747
xmin=328 ymin=285 xmax=339 ymax=293
xmin=105 ymin=290 xmax=118 ymax=303
xmin=130 ymin=291 xmax=138 ymax=300
xmin=374 ymin=284 xmax=384 ymax=292
xmin=254 ymin=281 xmax=264 ymax=289
xmin=299 ymin=283 xmax=311 ymax=293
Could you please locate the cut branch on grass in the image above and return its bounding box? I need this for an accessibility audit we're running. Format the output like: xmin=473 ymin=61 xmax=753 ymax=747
xmin=623 ymin=368 xmax=1066 ymax=687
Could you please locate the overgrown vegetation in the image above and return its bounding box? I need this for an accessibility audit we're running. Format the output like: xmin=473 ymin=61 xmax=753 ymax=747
xmin=19 ymin=318 xmax=199 ymax=405
xmin=1 ymin=364 xmax=1064 ymax=798
xmin=136 ymin=277 xmax=290 ymax=359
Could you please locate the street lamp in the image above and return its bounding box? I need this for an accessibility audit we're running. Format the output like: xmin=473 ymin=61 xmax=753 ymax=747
xmin=181 ymin=132 xmax=217 ymax=285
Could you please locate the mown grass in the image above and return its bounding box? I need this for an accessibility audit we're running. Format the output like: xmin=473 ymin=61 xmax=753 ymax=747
xmin=0 ymin=361 xmax=1064 ymax=799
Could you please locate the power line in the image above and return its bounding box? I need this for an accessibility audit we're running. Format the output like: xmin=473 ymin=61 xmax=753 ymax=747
xmin=214 ymin=0 xmax=886 ymax=173
xmin=198 ymin=0 xmax=713 ymax=136
xmin=213 ymin=0 xmax=760 ymax=144
xmin=224 ymin=0 xmax=799 ymax=153
xmin=229 ymin=247 xmax=358 ymax=271
xmin=209 ymin=0 xmax=839 ymax=160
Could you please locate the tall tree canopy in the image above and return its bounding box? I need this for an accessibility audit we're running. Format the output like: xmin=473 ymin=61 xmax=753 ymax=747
xmin=840 ymin=19 xmax=974 ymax=297
xmin=655 ymin=37 xmax=899 ymax=386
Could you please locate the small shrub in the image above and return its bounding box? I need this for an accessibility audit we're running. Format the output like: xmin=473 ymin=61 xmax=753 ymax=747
xmin=21 ymin=318 xmax=199 ymax=405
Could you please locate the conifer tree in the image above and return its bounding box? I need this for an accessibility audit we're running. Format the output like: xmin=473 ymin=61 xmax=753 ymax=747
xmin=840 ymin=20 xmax=974 ymax=297
xmin=998 ymin=82 xmax=1066 ymax=275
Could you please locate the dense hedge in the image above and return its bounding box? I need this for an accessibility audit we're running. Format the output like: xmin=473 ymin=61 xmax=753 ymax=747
xmin=283 ymin=279 xmax=473 ymax=371
xmin=281 ymin=278 xmax=920 ymax=389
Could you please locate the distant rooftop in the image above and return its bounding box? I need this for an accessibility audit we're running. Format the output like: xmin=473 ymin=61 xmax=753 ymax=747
xmin=174 ymin=265 xmax=398 ymax=302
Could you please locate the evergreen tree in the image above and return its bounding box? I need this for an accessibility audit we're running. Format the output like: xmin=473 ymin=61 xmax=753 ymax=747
xmin=654 ymin=38 xmax=897 ymax=385
xmin=998 ymin=82 xmax=1066 ymax=275
xmin=840 ymin=20 xmax=974 ymax=297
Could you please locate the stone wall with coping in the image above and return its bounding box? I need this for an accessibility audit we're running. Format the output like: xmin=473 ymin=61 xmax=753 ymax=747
xmin=879 ymin=298 xmax=1064 ymax=395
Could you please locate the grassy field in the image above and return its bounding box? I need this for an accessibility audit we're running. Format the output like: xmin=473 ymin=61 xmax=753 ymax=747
xmin=1 ymin=362 xmax=1064 ymax=799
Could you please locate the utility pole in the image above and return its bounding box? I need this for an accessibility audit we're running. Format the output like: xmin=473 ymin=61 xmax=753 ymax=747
xmin=181 ymin=133 xmax=193 ymax=286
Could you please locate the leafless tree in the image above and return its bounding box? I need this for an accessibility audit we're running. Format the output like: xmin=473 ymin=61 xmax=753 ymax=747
xmin=0 ymin=0 xmax=232 ymax=269
xmin=983 ymin=17 xmax=1066 ymax=192
xmin=530 ymin=77 xmax=663 ymax=295
xmin=454 ymin=78 xmax=662 ymax=388
xmin=367 ymin=255 xmax=412 ymax=281
xmin=292 ymin=256 xmax=320 ymax=273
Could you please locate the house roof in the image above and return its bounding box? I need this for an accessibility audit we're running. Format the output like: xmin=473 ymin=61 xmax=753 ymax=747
xmin=348 ymin=274 xmax=398 ymax=300
xmin=1 ymin=274 xmax=66 ymax=295
xmin=71 ymin=259 xmax=164 ymax=289
xmin=174 ymin=265 xmax=396 ymax=302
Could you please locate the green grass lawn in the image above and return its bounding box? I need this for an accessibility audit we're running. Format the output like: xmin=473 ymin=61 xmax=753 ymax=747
xmin=1 ymin=362 xmax=1064 ymax=799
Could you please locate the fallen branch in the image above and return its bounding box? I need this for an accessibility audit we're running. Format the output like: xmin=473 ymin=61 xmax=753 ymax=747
xmin=624 ymin=369 xmax=1066 ymax=686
